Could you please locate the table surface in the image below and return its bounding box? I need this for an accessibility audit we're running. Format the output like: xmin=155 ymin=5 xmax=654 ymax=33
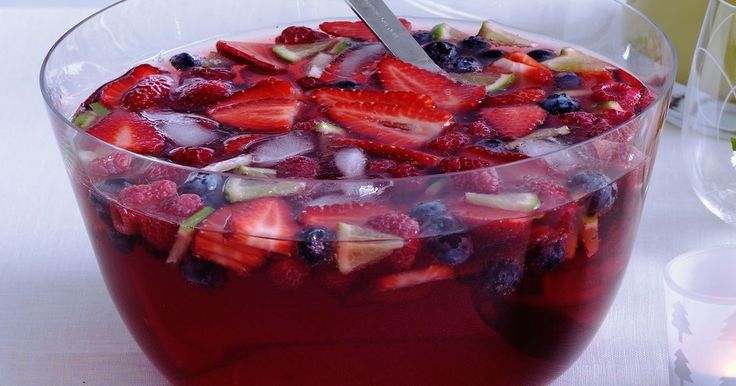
xmin=2 ymin=4 xmax=732 ymax=386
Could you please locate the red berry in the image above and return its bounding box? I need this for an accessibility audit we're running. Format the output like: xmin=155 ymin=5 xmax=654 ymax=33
xmin=484 ymin=88 xmax=547 ymax=107
xmin=275 ymin=26 xmax=330 ymax=44
xmin=557 ymin=111 xmax=596 ymax=129
xmin=119 ymin=180 xmax=178 ymax=209
xmin=465 ymin=121 xmax=500 ymax=139
xmin=388 ymin=163 xmax=422 ymax=178
xmin=121 ymin=75 xmax=173 ymax=111
xmin=110 ymin=204 xmax=140 ymax=235
xmin=426 ymin=132 xmax=471 ymax=155
xmin=275 ymin=156 xmax=319 ymax=178
xmin=595 ymin=109 xmax=635 ymax=125
xmin=141 ymin=163 xmax=189 ymax=184
xmin=367 ymin=213 xmax=420 ymax=270
xmin=439 ymin=157 xmax=498 ymax=194
xmin=268 ymin=258 xmax=310 ymax=289
xmin=184 ymin=67 xmax=235 ymax=81
xmin=223 ymin=134 xmax=267 ymax=155
xmin=292 ymin=118 xmax=320 ymax=131
xmin=520 ymin=176 xmax=569 ymax=208
xmin=161 ymin=194 xmax=204 ymax=218
xmin=592 ymin=82 xmax=642 ymax=111
xmin=367 ymin=159 xmax=398 ymax=176
xmin=87 ymin=152 xmax=132 ymax=179
xmin=636 ymin=87 xmax=656 ymax=112
xmin=139 ymin=217 xmax=178 ymax=251
xmin=174 ymin=79 xmax=230 ymax=109
xmin=438 ymin=157 xmax=490 ymax=173
xmin=168 ymin=146 xmax=215 ymax=167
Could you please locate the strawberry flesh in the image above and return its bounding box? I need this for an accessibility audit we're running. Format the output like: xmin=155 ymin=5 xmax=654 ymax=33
xmin=216 ymin=41 xmax=287 ymax=74
xmin=480 ymin=105 xmax=548 ymax=139
xmin=319 ymin=19 xmax=412 ymax=42
xmin=207 ymin=98 xmax=304 ymax=132
xmin=333 ymin=138 xmax=442 ymax=167
xmin=98 ymin=64 xmax=161 ymax=109
xmin=87 ymin=111 xmax=165 ymax=155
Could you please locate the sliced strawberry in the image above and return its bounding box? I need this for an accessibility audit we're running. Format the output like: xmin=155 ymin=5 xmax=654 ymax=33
xmin=121 ymin=75 xmax=174 ymax=111
xmin=227 ymin=197 xmax=298 ymax=256
xmin=99 ymin=64 xmax=161 ymax=108
xmin=216 ymin=41 xmax=287 ymax=74
xmin=426 ymin=132 xmax=472 ymax=155
xmin=484 ymin=88 xmax=546 ymax=107
xmin=480 ymin=105 xmax=547 ymax=139
xmin=326 ymin=101 xmax=452 ymax=148
xmin=312 ymin=88 xmax=434 ymax=108
xmin=183 ymin=67 xmax=236 ymax=81
xmin=276 ymin=26 xmax=330 ymax=45
xmin=321 ymin=44 xmax=386 ymax=84
xmin=376 ymin=265 xmax=454 ymax=291
xmin=378 ymin=56 xmax=485 ymax=112
xmin=217 ymin=78 xmax=296 ymax=107
xmin=298 ymin=202 xmax=394 ymax=229
xmin=492 ymin=52 xmax=553 ymax=85
xmin=580 ymin=70 xmax=616 ymax=88
xmin=450 ymin=201 xmax=532 ymax=226
xmin=223 ymin=134 xmax=268 ymax=154
xmin=461 ymin=142 xmax=527 ymax=163
xmin=87 ymin=111 xmax=165 ymax=155
xmin=592 ymin=82 xmax=642 ymax=112
xmin=333 ymin=138 xmax=442 ymax=167
xmin=367 ymin=213 xmax=421 ymax=270
xmin=168 ymin=146 xmax=215 ymax=167
xmin=174 ymin=79 xmax=231 ymax=109
xmin=207 ymin=98 xmax=303 ymax=132
xmin=193 ymin=206 xmax=267 ymax=274
xmin=319 ymin=19 xmax=412 ymax=42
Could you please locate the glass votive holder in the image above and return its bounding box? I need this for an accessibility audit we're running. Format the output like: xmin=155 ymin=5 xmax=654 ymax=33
xmin=665 ymin=246 xmax=736 ymax=386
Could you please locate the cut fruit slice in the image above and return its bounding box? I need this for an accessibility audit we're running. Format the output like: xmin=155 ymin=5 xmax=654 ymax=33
xmin=233 ymin=166 xmax=277 ymax=177
xmin=378 ymin=56 xmax=486 ymax=112
xmin=465 ymin=192 xmax=540 ymax=212
xmin=98 ymin=64 xmax=161 ymax=108
xmin=204 ymin=154 xmax=253 ymax=172
xmin=492 ymin=52 xmax=553 ymax=85
xmin=228 ymin=198 xmax=299 ymax=256
xmin=332 ymin=138 xmax=442 ymax=167
xmin=431 ymin=23 xmax=468 ymax=41
xmin=544 ymin=47 xmax=614 ymax=73
xmin=216 ymin=41 xmax=287 ymax=74
xmin=326 ymin=101 xmax=452 ymax=149
xmin=328 ymin=38 xmax=352 ymax=55
xmin=480 ymin=104 xmax=548 ymax=139
xmin=313 ymin=88 xmax=435 ymax=108
xmin=456 ymin=72 xmax=516 ymax=94
xmin=87 ymin=111 xmax=165 ymax=156
xmin=320 ymin=44 xmax=386 ymax=84
xmin=224 ymin=178 xmax=306 ymax=202
xmin=167 ymin=206 xmax=215 ymax=264
xmin=478 ymin=21 xmax=534 ymax=47
xmin=376 ymin=265 xmax=455 ymax=291
xmin=215 ymin=78 xmax=296 ymax=107
xmin=581 ymin=215 xmax=600 ymax=258
xmin=272 ymin=39 xmax=336 ymax=63
xmin=305 ymin=52 xmax=335 ymax=78
xmin=207 ymin=98 xmax=303 ymax=132
xmin=298 ymin=202 xmax=394 ymax=229
xmin=335 ymin=223 xmax=404 ymax=274
xmin=73 ymin=111 xmax=97 ymax=129
xmin=505 ymin=126 xmax=571 ymax=149
xmin=320 ymin=19 xmax=412 ymax=42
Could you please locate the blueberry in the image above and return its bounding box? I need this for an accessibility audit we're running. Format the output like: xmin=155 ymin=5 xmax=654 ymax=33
xmin=539 ymin=93 xmax=581 ymax=115
xmin=431 ymin=233 xmax=473 ymax=266
xmin=459 ymin=36 xmax=490 ymax=52
xmin=424 ymin=41 xmax=458 ymax=65
xmin=169 ymin=52 xmax=201 ymax=71
xmin=298 ymin=227 xmax=335 ymax=265
xmin=331 ymin=80 xmax=361 ymax=89
xmin=526 ymin=241 xmax=564 ymax=272
xmin=180 ymin=172 xmax=225 ymax=207
xmin=410 ymin=201 xmax=448 ymax=225
xmin=555 ymin=72 xmax=582 ymax=90
xmin=478 ymin=49 xmax=507 ymax=63
xmin=526 ymin=49 xmax=557 ymax=62
xmin=568 ymin=171 xmax=618 ymax=215
xmin=476 ymin=139 xmax=507 ymax=152
xmin=180 ymin=257 xmax=227 ymax=288
xmin=480 ymin=259 xmax=523 ymax=296
xmin=420 ymin=215 xmax=464 ymax=236
xmin=413 ymin=31 xmax=434 ymax=45
xmin=89 ymin=178 xmax=132 ymax=226
xmin=109 ymin=230 xmax=135 ymax=254
xmin=446 ymin=56 xmax=482 ymax=73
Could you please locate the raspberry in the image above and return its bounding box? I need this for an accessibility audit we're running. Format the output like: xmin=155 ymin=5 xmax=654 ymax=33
xmin=579 ymin=70 xmax=616 ymax=88
xmin=88 ymin=152 xmax=132 ymax=179
xmin=184 ymin=67 xmax=235 ymax=81
xmin=484 ymin=88 xmax=546 ymax=107
xmin=388 ymin=163 xmax=422 ymax=178
xmin=275 ymin=26 xmax=330 ymax=45
xmin=367 ymin=159 xmax=398 ymax=176
xmin=174 ymin=79 xmax=230 ymax=110
xmin=168 ymin=146 xmax=215 ymax=167
xmin=297 ymin=77 xmax=327 ymax=91
xmin=139 ymin=216 xmax=178 ymax=251
xmin=426 ymin=132 xmax=471 ymax=154
xmin=636 ymin=86 xmax=656 ymax=112
xmin=592 ymin=82 xmax=642 ymax=111
xmin=275 ymin=156 xmax=319 ymax=178
xmin=223 ymin=134 xmax=266 ymax=154
xmin=119 ymin=180 xmax=178 ymax=209
xmin=595 ymin=109 xmax=635 ymax=125
xmin=292 ymin=118 xmax=320 ymax=131
xmin=122 ymin=75 xmax=173 ymax=111
xmin=161 ymin=194 xmax=204 ymax=218
xmin=439 ymin=157 xmax=498 ymax=194
xmin=141 ymin=164 xmax=188 ymax=184
xmin=520 ymin=176 xmax=569 ymax=207
xmin=268 ymin=258 xmax=310 ymax=289
xmin=465 ymin=121 xmax=500 ymax=139
xmin=557 ymin=111 xmax=596 ymax=129
xmin=367 ymin=213 xmax=420 ymax=270
xmin=110 ymin=204 xmax=140 ymax=235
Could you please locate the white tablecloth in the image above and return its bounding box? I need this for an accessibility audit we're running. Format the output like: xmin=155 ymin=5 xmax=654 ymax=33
xmin=1 ymin=5 xmax=730 ymax=386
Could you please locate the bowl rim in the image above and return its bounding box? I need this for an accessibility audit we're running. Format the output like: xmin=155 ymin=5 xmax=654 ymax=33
xmin=39 ymin=0 xmax=677 ymax=185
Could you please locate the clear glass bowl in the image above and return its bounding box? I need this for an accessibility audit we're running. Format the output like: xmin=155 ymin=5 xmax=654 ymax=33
xmin=41 ymin=0 xmax=675 ymax=385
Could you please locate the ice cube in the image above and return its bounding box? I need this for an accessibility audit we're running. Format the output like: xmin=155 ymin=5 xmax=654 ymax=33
xmin=143 ymin=111 xmax=219 ymax=147
xmin=517 ymin=139 xmax=567 ymax=157
xmin=334 ymin=148 xmax=366 ymax=178
xmin=251 ymin=131 xmax=316 ymax=167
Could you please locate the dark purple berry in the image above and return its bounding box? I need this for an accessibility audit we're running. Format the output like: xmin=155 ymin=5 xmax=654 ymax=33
xmin=446 ymin=56 xmax=482 ymax=73
xmin=478 ymin=49 xmax=507 ymax=64
xmin=169 ymin=52 xmax=201 ymax=71
xmin=526 ymin=241 xmax=565 ymax=272
xmin=568 ymin=171 xmax=618 ymax=215
xmin=431 ymin=233 xmax=473 ymax=266
xmin=459 ymin=36 xmax=490 ymax=52
xmin=180 ymin=257 xmax=227 ymax=288
xmin=298 ymin=227 xmax=335 ymax=265
xmin=413 ymin=31 xmax=434 ymax=45
xmin=527 ymin=49 xmax=557 ymax=62
xmin=555 ymin=72 xmax=582 ymax=90
xmin=410 ymin=201 xmax=448 ymax=225
xmin=540 ymin=93 xmax=580 ymax=115
xmin=424 ymin=41 xmax=458 ymax=65
xmin=331 ymin=80 xmax=361 ymax=89
xmin=480 ymin=259 xmax=523 ymax=296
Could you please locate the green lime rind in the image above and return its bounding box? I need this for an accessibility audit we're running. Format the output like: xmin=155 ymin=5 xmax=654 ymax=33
xmin=431 ymin=23 xmax=468 ymax=41
xmin=544 ymin=47 xmax=614 ymax=73
xmin=465 ymin=192 xmax=540 ymax=212
xmin=167 ymin=206 xmax=215 ymax=264
xmin=335 ymin=223 xmax=404 ymax=274
xmin=506 ymin=126 xmax=571 ymax=150
xmin=73 ymin=111 xmax=98 ymax=129
xmin=272 ymin=39 xmax=336 ymax=63
xmin=224 ymin=178 xmax=306 ymax=203
xmin=732 ymin=137 xmax=736 ymax=151
xmin=478 ymin=21 xmax=533 ymax=47
xmin=233 ymin=166 xmax=277 ymax=178
xmin=328 ymin=38 xmax=352 ymax=55
xmin=89 ymin=102 xmax=110 ymax=117
xmin=204 ymin=154 xmax=253 ymax=173
xmin=315 ymin=121 xmax=346 ymax=136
